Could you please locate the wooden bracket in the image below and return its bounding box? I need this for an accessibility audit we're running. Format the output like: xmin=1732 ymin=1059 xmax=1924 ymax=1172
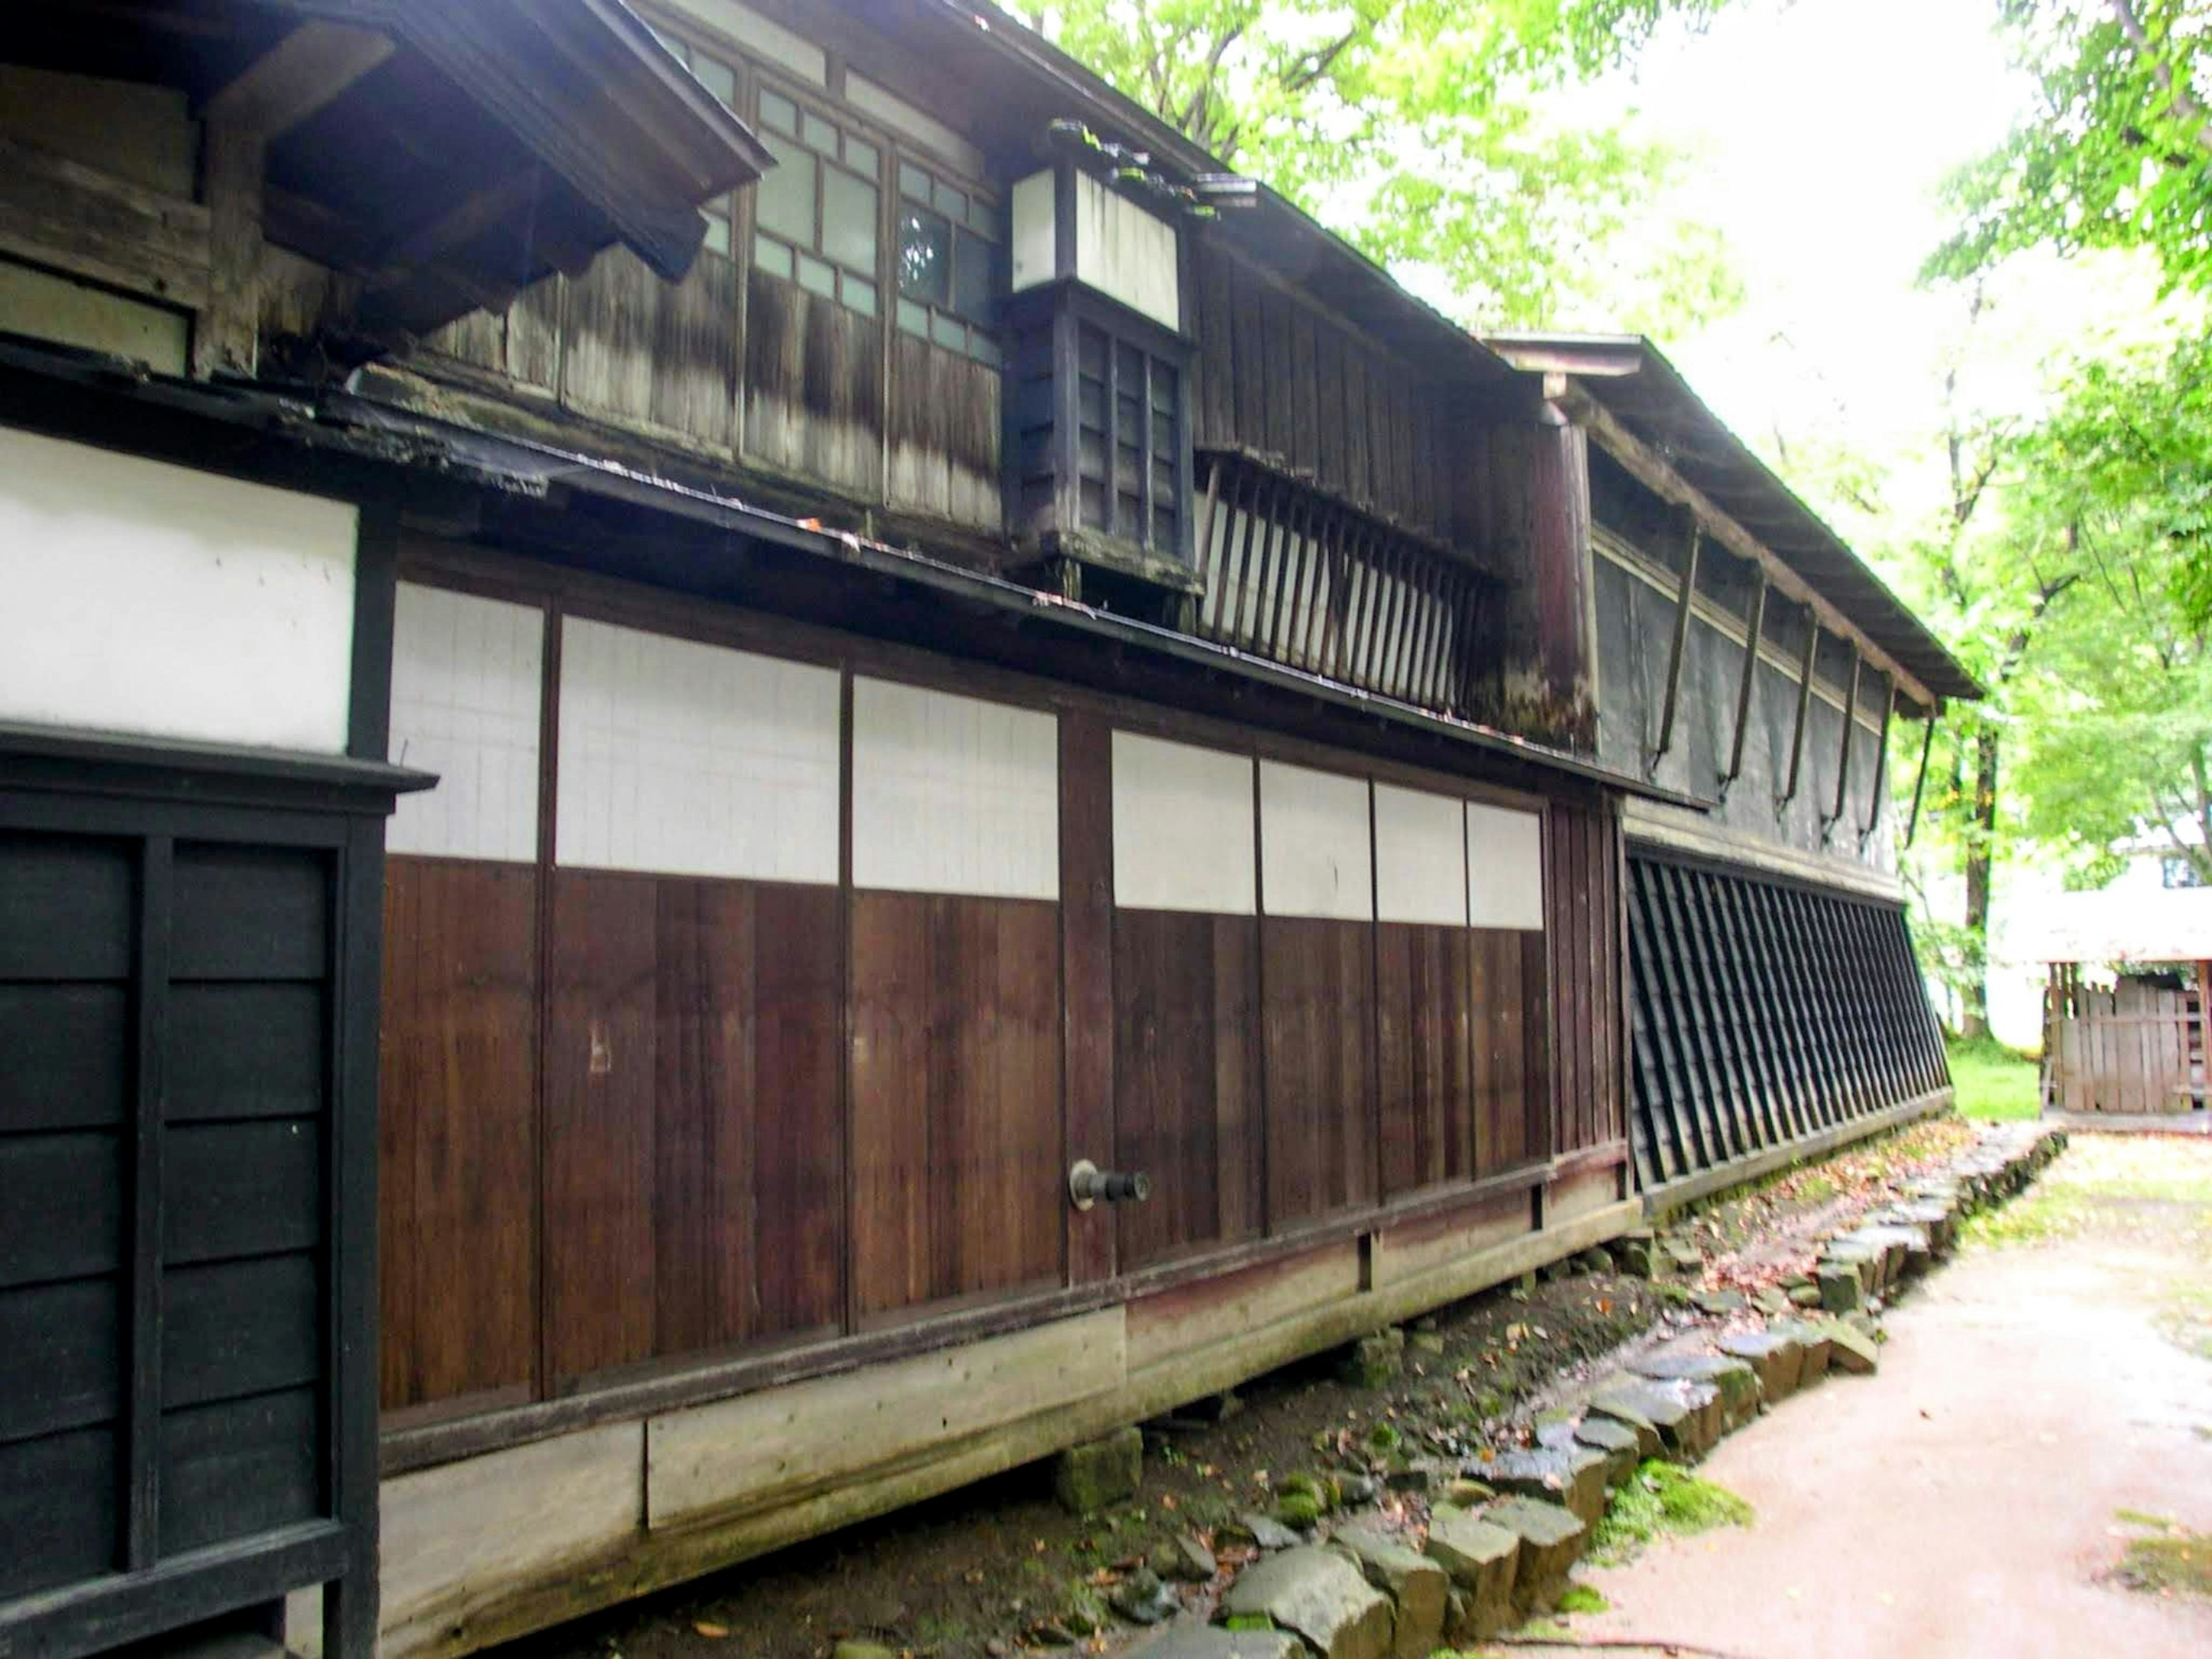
xmin=1717 ymin=567 xmax=1767 ymax=801
xmin=1857 ymin=681 xmax=1896 ymax=849
xmin=1777 ymin=616 xmax=1820 ymax=813
xmin=1904 ymin=709 xmax=1938 ymax=850
xmin=1821 ymin=647 xmax=1862 ymax=842
xmin=1647 ymin=509 xmax=1700 ymax=778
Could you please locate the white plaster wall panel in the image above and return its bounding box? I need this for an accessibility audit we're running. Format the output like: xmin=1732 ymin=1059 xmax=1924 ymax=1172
xmin=663 ymin=0 xmax=825 ymax=83
xmin=850 ymin=678 xmax=1059 ymax=900
xmin=1111 ymin=732 xmax=1255 ymax=915
xmin=1072 ymin=172 xmax=1180 ymax=330
xmin=1010 ymin=170 xmax=1056 ymax=293
xmin=387 ymin=584 xmax=544 ymax=862
xmin=0 ymin=425 xmax=355 ymax=753
xmin=1259 ymin=760 xmax=1373 ymax=922
xmin=1466 ymin=801 xmax=1546 ymax=930
xmin=1374 ymin=783 xmax=1469 ymax=927
xmin=555 ymin=617 xmax=839 ymax=883
xmin=845 ymin=71 xmax=988 ymax=178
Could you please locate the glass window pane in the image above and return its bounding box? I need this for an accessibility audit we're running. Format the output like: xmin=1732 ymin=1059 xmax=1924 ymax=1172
xmin=653 ymin=29 xmax=691 ymax=66
xmin=755 ymin=138 xmax=816 ymax=245
xmin=897 ymin=298 xmax=929 ymax=337
xmin=822 ymin=167 xmax=878 ymax=271
xmin=844 ymin=276 xmax=878 ymax=317
xmin=952 ymin=231 xmax=997 ymax=321
xmin=753 ymin=234 xmax=793 ymax=279
xmin=899 ymin=161 xmax=933 ymax=203
xmin=968 ymin=199 xmax=1001 ymax=241
xmin=933 ymin=179 xmax=967 ymax=220
xmin=931 ymin=311 xmax=967 ymax=351
xmin=844 ymin=136 xmax=879 ymax=177
xmin=898 ymin=207 xmax=952 ymax=305
xmin=759 ymin=88 xmax=797 ymax=135
xmin=800 ymin=109 xmax=838 ymax=152
xmin=797 ymin=252 xmax=837 ymax=298
xmin=692 ymin=55 xmax=736 ymax=108
xmin=702 ymin=211 xmax=730 ymax=256
xmin=969 ymin=331 xmax=1002 ymax=368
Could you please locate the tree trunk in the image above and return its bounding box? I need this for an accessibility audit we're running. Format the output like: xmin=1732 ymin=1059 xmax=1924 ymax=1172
xmin=1960 ymin=721 xmax=2001 ymax=1040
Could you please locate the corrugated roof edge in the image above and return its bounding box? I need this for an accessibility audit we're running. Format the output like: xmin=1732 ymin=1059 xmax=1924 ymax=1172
xmin=1485 ymin=331 xmax=1984 ymax=706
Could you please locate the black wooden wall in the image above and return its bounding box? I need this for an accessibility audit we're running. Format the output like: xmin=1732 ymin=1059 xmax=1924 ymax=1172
xmin=1624 ymin=853 xmax=1950 ymax=1194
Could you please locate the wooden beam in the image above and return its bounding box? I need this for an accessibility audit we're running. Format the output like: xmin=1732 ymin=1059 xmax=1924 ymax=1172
xmin=1824 ymin=647 xmax=1862 ymax=838
xmin=0 ymin=133 xmax=210 ymax=311
xmin=1778 ymin=616 xmax=1820 ymax=810
xmin=1719 ymin=567 xmax=1767 ymax=798
xmin=366 ymin=170 xmax=546 ymax=294
xmin=202 ymin=21 xmax=395 ymax=137
xmin=1558 ymin=383 xmax=1938 ymax=709
xmin=1650 ymin=507 xmax=1700 ymax=773
xmin=191 ymin=121 xmax=263 ymax=378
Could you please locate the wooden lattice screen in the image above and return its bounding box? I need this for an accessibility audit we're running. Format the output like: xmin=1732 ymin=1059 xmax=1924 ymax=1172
xmin=1625 ymin=853 xmax=1950 ymax=1193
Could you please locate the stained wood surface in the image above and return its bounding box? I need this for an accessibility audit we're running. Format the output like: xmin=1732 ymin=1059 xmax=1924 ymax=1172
xmin=1374 ymin=922 xmax=1475 ymax=1196
xmin=1261 ymin=916 xmax=1377 ymax=1228
xmin=543 ymin=869 xmax=843 ymax=1384
xmin=888 ymin=332 xmax=1002 ymax=530
xmin=743 ymin=268 xmax=884 ymax=501
xmin=380 ymin=858 xmax=540 ymax=1411
xmin=849 ymin=891 xmax=1064 ymax=1319
xmin=1113 ymin=909 xmax=1263 ymax=1267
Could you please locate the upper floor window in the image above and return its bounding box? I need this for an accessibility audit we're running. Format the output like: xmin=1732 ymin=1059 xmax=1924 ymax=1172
xmin=753 ymin=85 xmax=881 ymax=320
xmin=897 ymin=160 xmax=1001 ymax=365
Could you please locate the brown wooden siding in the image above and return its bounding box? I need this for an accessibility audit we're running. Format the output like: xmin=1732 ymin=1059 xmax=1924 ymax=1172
xmin=1191 ymin=239 xmax=1459 ymax=545
xmin=1547 ymin=797 xmax=1624 ymax=1155
xmin=1262 ymin=917 xmax=1378 ymax=1228
xmin=1112 ymin=910 xmax=1263 ymax=1270
xmin=1374 ymin=922 xmax=1473 ymax=1196
xmin=849 ymin=892 xmax=1065 ymax=1319
xmin=379 ymin=858 xmax=539 ymax=1414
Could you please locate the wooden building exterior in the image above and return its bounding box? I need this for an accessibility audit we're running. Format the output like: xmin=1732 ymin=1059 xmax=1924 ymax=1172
xmin=0 ymin=6 xmax=1974 ymax=1659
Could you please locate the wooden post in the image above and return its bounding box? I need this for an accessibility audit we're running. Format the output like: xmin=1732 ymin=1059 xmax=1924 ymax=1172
xmin=1823 ymin=647 xmax=1861 ymax=839
xmin=1650 ymin=509 xmax=1701 ymax=774
xmin=2197 ymin=958 xmax=2211 ymax=1108
xmin=1778 ymin=616 xmax=1820 ymax=810
xmin=1719 ymin=567 xmax=1767 ymax=798
xmin=191 ymin=120 xmax=264 ymax=380
xmin=1904 ymin=710 xmax=1937 ymax=849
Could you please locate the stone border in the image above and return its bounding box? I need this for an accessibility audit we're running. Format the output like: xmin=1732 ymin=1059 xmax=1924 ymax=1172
xmin=1125 ymin=1123 xmax=2068 ymax=1659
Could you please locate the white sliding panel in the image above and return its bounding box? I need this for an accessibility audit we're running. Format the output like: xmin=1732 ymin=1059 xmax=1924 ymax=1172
xmin=387 ymin=584 xmax=544 ymax=862
xmin=1374 ymin=782 xmax=1469 ymax=927
xmin=0 ymin=424 xmax=357 ymax=752
xmin=1111 ymin=732 xmax=1255 ymax=915
xmin=1466 ymin=802 xmax=1546 ymax=930
xmin=555 ymin=617 xmax=840 ymax=883
xmin=1259 ymin=760 xmax=1373 ymax=922
xmin=851 ymin=678 xmax=1059 ymax=900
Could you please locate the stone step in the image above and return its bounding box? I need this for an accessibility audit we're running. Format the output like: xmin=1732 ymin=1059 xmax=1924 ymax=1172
xmin=1219 ymin=1547 xmax=1393 ymax=1659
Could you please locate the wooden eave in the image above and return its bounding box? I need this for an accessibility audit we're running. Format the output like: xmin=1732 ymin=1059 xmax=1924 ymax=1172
xmin=1486 ymin=332 xmax=1983 ymax=709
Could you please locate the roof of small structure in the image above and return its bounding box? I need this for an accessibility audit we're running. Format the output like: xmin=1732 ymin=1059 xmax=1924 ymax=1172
xmin=1483 ymin=332 xmax=1983 ymax=707
xmin=2014 ymin=887 xmax=2212 ymax=965
xmin=12 ymin=0 xmax=771 ymax=342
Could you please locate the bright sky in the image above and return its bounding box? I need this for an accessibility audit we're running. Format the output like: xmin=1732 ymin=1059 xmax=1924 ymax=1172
xmin=1602 ymin=0 xmax=2036 ymax=459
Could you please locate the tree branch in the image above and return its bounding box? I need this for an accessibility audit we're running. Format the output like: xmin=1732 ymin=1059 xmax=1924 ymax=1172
xmin=2111 ymin=0 xmax=2212 ymax=154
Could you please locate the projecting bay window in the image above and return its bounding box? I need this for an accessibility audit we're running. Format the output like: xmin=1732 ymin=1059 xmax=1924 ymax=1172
xmin=1078 ymin=323 xmax=1182 ymax=552
xmin=897 ymin=161 xmax=1003 ymax=365
xmin=752 ymin=86 xmax=882 ymax=319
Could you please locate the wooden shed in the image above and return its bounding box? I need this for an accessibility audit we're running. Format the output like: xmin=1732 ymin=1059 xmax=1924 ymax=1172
xmin=2027 ymin=889 xmax=2212 ymax=1115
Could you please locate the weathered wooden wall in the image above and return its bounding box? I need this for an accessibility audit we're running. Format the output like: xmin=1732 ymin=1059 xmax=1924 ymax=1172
xmin=377 ymin=545 xmax=1626 ymax=1436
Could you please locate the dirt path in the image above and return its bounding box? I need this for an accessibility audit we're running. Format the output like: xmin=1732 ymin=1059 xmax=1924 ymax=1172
xmin=1573 ymin=1135 xmax=2212 ymax=1658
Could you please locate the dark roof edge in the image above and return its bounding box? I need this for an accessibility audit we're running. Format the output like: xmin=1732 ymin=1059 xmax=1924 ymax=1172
xmin=1484 ymin=332 xmax=1983 ymax=705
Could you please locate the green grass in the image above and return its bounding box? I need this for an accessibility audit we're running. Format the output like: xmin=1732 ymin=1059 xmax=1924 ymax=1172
xmin=1587 ymin=1461 xmax=1754 ymax=1565
xmin=1946 ymin=1035 xmax=2041 ymax=1120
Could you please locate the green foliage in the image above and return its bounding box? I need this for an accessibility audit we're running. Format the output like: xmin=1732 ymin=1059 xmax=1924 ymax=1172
xmin=1588 ymin=1460 xmax=1752 ymax=1563
xmin=1945 ymin=1035 xmax=2041 ymax=1121
xmin=1554 ymin=1583 xmax=1611 ymax=1614
xmin=1928 ymin=1 xmax=2212 ymax=295
xmin=1017 ymin=0 xmax=1743 ymax=328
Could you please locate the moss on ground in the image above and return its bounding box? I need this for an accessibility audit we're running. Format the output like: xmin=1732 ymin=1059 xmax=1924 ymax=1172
xmin=1587 ymin=1461 xmax=1754 ymax=1565
xmin=1554 ymin=1583 xmax=1610 ymax=1614
xmin=2113 ymin=1516 xmax=2212 ymax=1599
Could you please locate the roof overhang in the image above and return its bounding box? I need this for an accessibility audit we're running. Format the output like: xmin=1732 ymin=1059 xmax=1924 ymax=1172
xmin=1484 ymin=332 xmax=1984 ymax=708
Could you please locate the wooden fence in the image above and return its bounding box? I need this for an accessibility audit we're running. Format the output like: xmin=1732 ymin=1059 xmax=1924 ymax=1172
xmin=2041 ymin=970 xmax=2209 ymax=1114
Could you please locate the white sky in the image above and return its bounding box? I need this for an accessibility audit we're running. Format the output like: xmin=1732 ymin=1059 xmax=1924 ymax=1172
xmin=1598 ymin=0 xmax=2036 ymax=456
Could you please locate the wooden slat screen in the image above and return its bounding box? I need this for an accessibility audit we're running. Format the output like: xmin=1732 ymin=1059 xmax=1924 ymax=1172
xmin=1193 ymin=453 xmax=1493 ymax=717
xmin=1625 ymin=854 xmax=1949 ymax=1192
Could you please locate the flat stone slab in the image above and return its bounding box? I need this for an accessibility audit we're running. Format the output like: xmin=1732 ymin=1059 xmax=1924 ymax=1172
xmin=1131 ymin=1628 xmax=1305 ymax=1659
xmin=1629 ymin=1351 xmax=1762 ymax=1430
xmin=1332 ymin=1529 xmax=1446 ymax=1659
xmin=1482 ymin=1444 xmax=1612 ymax=1524
xmin=1486 ymin=1496 xmax=1588 ymax=1612
xmin=1588 ymin=1376 xmax=1721 ymax=1460
xmin=1819 ymin=1318 xmax=1880 ymax=1375
xmin=1221 ymin=1547 xmax=1393 ymax=1659
xmin=1425 ymin=1506 xmax=1519 ymax=1643
xmin=1768 ymin=1317 xmax=1833 ymax=1384
xmin=1719 ymin=1330 xmax=1804 ymax=1403
xmin=1570 ymin=1414 xmax=1642 ymax=1486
